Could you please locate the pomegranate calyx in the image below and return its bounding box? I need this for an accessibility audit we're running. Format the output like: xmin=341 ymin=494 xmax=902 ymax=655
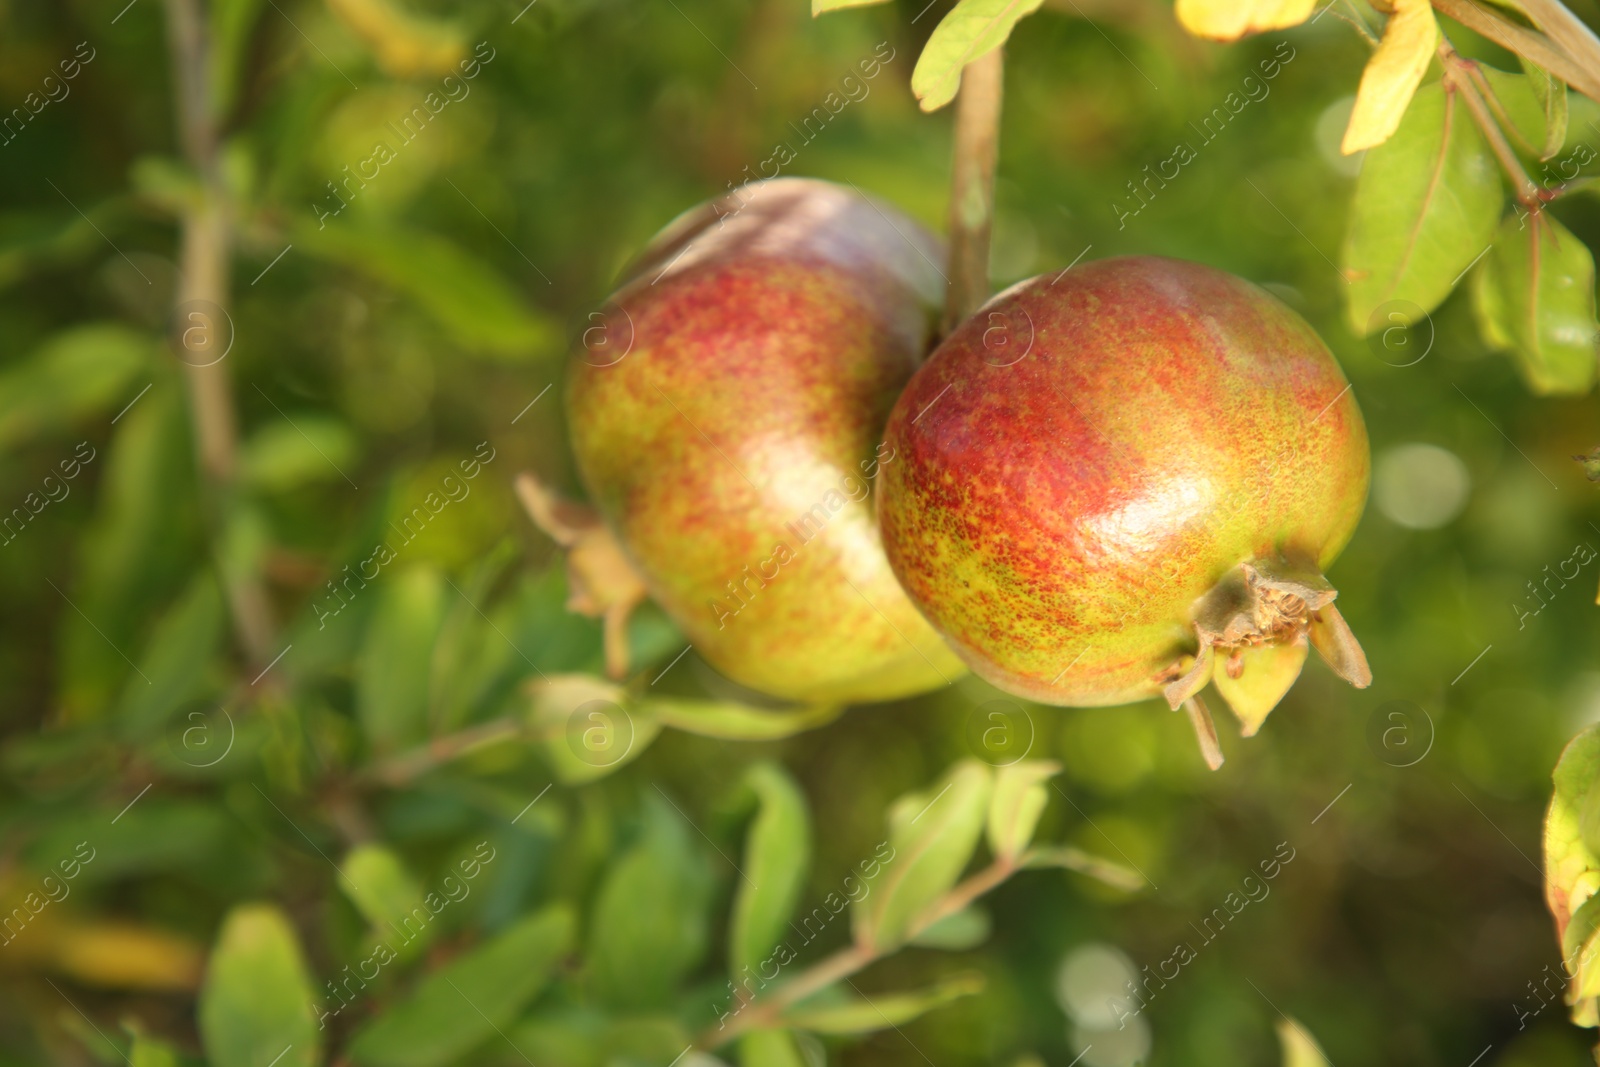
xmin=515 ymin=471 xmax=649 ymax=680
xmin=1157 ymin=554 xmax=1370 ymax=746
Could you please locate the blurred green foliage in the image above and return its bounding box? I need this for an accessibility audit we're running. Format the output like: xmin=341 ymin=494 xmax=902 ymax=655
xmin=3 ymin=0 xmax=1600 ymax=1065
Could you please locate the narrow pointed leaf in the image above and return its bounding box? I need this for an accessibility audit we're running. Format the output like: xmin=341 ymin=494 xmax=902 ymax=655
xmin=986 ymin=760 xmax=1059 ymax=862
xmin=784 ymin=972 xmax=983 ymax=1033
xmin=1343 ymin=82 xmax=1502 ymax=333
xmin=1341 ymin=0 xmax=1439 ymax=154
xmin=911 ymin=0 xmax=1045 ymax=113
xmin=853 ymin=760 xmax=992 ymax=949
xmin=812 ymin=0 xmax=891 ymax=13
xmin=908 ymin=905 xmax=991 ymax=949
xmin=740 ymin=1030 xmax=808 ymax=1067
xmin=730 ymin=762 xmax=811 ymax=978
xmin=1173 ymin=0 xmax=1313 ymax=41
xmin=1277 ymin=1017 xmax=1333 ymax=1067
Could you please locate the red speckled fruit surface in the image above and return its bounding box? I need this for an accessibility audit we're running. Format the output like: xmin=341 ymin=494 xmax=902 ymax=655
xmin=567 ymin=178 xmax=966 ymax=703
xmin=877 ymin=255 xmax=1369 ymax=707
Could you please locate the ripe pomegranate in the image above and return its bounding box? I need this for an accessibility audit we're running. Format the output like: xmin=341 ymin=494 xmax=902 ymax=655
xmin=877 ymin=256 xmax=1371 ymax=765
xmin=522 ymin=178 xmax=965 ymax=703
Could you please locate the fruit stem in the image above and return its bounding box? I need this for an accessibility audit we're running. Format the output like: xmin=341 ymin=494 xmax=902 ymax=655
xmin=942 ymin=47 xmax=1004 ymax=335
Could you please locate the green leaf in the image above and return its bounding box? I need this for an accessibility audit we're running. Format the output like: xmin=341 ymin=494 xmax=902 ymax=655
xmin=1277 ymin=1017 xmax=1332 ymax=1067
xmin=730 ymin=762 xmax=812 ymax=978
xmin=908 ymin=904 xmax=991 ymax=949
xmin=0 ymin=325 xmax=152 ymax=450
xmin=1477 ymin=210 xmax=1597 ymax=395
xmin=130 ymin=1032 xmax=179 ymax=1067
xmin=740 ymin=1030 xmax=809 ymax=1067
xmin=198 ymin=904 xmax=320 ymax=1067
xmin=911 ymin=0 xmax=1045 ymax=112
xmin=812 ymin=0 xmax=890 ymax=14
xmin=211 ymin=0 xmax=267 ymax=121
xmin=357 ymin=566 xmax=447 ymax=754
xmin=986 ymin=760 xmax=1058 ymax=863
xmin=1545 ymin=724 xmax=1600 ymax=1022
xmin=853 ymin=760 xmax=992 ymax=950
xmin=347 ymin=905 xmax=573 ymax=1067
xmin=241 ymin=416 xmax=360 ymax=492
xmin=1343 ymin=82 xmax=1503 ymax=334
xmin=340 ymin=843 xmax=431 ymax=949
xmin=649 ymin=697 xmax=842 ymax=740
xmin=114 ymin=573 xmax=226 ymax=739
xmin=785 ymin=972 xmax=984 ymax=1034
xmin=588 ymin=795 xmax=714 ymax=1008
xmin=294 ymin=221 xmax=559 ymax=359
xmin=1481 ymin=64 xmax=1569 ymax=161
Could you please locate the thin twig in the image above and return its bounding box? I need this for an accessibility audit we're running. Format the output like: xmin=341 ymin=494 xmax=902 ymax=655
xmin=164 ymin=0 xmax=276 ymax=667
xmin=1439 ymin=42 xmax=1544 ymax=207
xmin=358 ymin=717 xmax=525 ymax=787
xmin=702 ymin=856 xmax=1018 ymax=1046
xmin=942 ymin=48 xmax=1004 ymax=335
xmin=1431 ymin=0 xmax=1600 ymax=105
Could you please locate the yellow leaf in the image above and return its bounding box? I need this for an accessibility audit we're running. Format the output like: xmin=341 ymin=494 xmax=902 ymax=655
xmin=1341 ymin=0 xmax=1440 ymax=153
xmin=326 ymin=0 xmax=467 ymax=78
xmin=1174 ymin=0 xmax=1314 ymax=41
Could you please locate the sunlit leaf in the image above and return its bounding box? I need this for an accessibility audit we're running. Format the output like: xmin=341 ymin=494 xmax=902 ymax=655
xmin=1522 ymin=59 xmax=1568 ymax=160
xmin=1477 ymin=210 xmax=1598 ymax=395
xmin=986 ymin=760 xmax=1058 ymax=863
xmin=326 ymin=0 xmax=467 ymax=78
xmin=730 ymin=762 xmax=811 ymax=978
xmin=812 ymin=0 xmax=890 ymax=14
xmin=853 ymin=760 xmax=992 ymax=950
xmin=784 ymin=972 xmax=983 ymax=1033
xmin=198 ymin=904 xmax=320 ymax=1067
xmin=130 ymin=1032 xmax=180 ymax=1067
xmin=1343 ymin=82 xmax=1502 ymax=333
xmin=1544 ymin=724 xmax=1600 ymax=1023
xmin=1173 ymin=0 xmax=1313 ymax=41
xmin=588 ymin=796 xmax=714 ymax=1008
xmin=1341 ymin=0 xmax=1439 ymax=154
xmin=347 ymin=906 xmax=573 ymax=1067
xmin=1277 ymin=1016 xmax=1332 ymax=1067
xmin=911 ymin=0 xmax=1045 ymax=113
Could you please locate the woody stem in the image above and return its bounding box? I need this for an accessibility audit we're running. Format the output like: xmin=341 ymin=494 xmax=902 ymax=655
xmin=698 ymin=855 xmax=1017 ymax=1048
xmin=942 ymin=48 xmax=1004 ymax=334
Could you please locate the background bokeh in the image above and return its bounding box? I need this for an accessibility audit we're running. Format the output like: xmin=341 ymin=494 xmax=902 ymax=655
xmin=3 ymin=0 xmax=1600 ymax=1064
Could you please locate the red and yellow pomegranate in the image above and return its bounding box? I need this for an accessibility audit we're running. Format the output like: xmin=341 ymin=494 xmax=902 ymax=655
xmin=523 ymin=178 xmax=965 ymax=704
xmin=877 ymin=255 xmax=1371 ymax=764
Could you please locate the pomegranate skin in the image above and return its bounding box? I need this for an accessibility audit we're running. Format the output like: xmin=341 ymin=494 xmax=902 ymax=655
xmin=567 ymin=178 xmax=966 ymax=703
xmin=877 ymin=256 xmax=1370 ymax=707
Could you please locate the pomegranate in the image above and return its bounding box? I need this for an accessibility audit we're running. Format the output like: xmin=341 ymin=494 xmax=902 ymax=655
xmin=877 ymin=256 xmax=1371 ymax=765
xmin=523 ymin=178 xmax=966 ymax=703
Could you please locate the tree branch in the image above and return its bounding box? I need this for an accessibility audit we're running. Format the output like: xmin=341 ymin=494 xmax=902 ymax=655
xmin=942 ymin=48 xmax=1004 ymax=335
xmin=164 ymin=0 xmax=276 ymax=667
